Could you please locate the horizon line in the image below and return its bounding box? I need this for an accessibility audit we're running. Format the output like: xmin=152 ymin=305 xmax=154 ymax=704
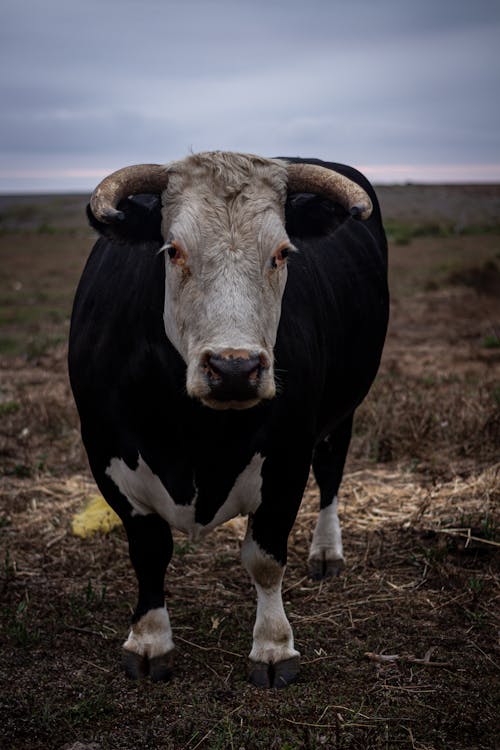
xmin=0 ymin=162 xmax=499 ymax=193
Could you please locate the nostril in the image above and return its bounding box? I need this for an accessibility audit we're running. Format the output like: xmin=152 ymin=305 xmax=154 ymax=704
xmin=258 ymin=351 xmax=271 ymax=370
xmin=206 ymin=354 xmax=262 ymax=381
xmin=202 ymin=354 xmax=222 ymax=381
xmin=247 ymin=362 xmax=260 ymax=383
xmin=197 ymin=350 xmax=274 ymax=403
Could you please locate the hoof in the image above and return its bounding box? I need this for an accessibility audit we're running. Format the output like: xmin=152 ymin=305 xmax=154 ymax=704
xmin=248 ymin=656 xmax=300 ymax=689
xmin=248 ymin=660 xmax=272 ymax=688
xmin=123 ymin=651 xmax=148 ymax=679
xmin=309 ymin=556 xmax=345 ymax=581
xmin=123 ymin=649 xmax=175 ymax=682
xmin=149 ymin=651 xmax=176 ymax=682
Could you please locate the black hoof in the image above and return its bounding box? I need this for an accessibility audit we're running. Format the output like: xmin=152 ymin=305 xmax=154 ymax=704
xmin=149 ymin=651 xmax=175 ymax=682
xmin=123 ymin=651 xmax=148 ymax=679
xmin=273 ymin=656 xmax=300 ymax=688
xmin=309 ymin=556 xmax=345 ymax=581
xmin=248 ymin=660 xmax=272 ymax=688
xmin=248 ymin=655 xmax=300 ymax=689
xmin=123 ymin=649 xmax=175 ymax=682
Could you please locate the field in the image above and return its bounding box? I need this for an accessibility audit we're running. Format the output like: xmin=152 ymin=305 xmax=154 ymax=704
xmin=0 ymin=186 xmax=499 ymax=750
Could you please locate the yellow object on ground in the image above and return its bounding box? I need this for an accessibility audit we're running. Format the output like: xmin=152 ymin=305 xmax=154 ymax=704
xmin=71 ymin=494 xmax=122 ymax=538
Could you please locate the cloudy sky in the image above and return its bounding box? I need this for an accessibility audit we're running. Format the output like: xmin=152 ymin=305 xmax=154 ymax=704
xmin=1 ymin=0 xmax=499 ymax=192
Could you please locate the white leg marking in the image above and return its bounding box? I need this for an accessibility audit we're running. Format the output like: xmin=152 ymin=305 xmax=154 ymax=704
xmin=241 ymin=532 xmax=299 ymax=664
xmin=123 ymin=606 xmax=174 ymax=659
xmin=308 ymin=496 xmax=344 ymax=563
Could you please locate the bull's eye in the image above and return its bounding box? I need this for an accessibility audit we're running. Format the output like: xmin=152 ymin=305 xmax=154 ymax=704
xmin=166 ymin=241 xmax=187 ymax=267
xmin=271 ymin=243 xmax=291 ymax=269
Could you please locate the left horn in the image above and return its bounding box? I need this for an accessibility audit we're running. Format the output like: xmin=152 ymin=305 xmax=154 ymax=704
xmin=90 ymin=164 xmax=169 ymax=223
xmin=286 ymin=163 xmax=373 ymax=220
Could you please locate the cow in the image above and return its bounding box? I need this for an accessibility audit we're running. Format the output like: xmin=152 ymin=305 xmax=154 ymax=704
xmin=68 ymin=151 xmax=388 ymax=688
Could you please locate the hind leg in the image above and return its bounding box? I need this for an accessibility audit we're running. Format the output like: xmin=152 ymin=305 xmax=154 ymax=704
xmin=309 ymin=415 xmax=353 ymax=580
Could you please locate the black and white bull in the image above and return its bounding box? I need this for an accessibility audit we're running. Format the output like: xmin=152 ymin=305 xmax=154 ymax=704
xmin=69 ymin=152 xmax=388 ymax=688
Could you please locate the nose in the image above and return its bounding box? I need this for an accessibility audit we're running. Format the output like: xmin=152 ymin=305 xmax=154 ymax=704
xmin=203 ymin=351 xmax=264 ymax=402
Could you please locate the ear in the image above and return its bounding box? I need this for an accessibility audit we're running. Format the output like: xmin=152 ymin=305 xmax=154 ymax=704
xmin=87 ymin=193 xmax=163 ymax=243
xmin=285 ymin=193 xmax=349 ymax=239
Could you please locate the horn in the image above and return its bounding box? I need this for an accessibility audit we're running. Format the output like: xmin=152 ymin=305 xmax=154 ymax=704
xmin=90 ymin=164 xmax=169 ymax=223
xmin=286 ymin=163 xmax=373 ymax=220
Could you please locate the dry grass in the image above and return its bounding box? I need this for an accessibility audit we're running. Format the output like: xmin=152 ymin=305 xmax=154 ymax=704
xmin=1 ymin=459 xmax=498 ymax=749
xmin=353 ymin=372 xmax=499 ymax=472
xmin=1 ymin=188 xmax=499 ymax=749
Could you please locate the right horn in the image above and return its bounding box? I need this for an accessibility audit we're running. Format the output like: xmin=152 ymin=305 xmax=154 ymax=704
xmin=90 ymin=164 xmax=169 ymax=223
xmin=286 ymin=163 xmax=373 ymax=220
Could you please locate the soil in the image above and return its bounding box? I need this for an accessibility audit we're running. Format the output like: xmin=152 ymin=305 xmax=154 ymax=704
xmin=0 ymin=186 xmax=499 ymax=750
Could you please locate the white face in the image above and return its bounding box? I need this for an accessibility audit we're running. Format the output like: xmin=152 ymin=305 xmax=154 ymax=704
xmin=160 ymin=153 xmax=292 ymax=410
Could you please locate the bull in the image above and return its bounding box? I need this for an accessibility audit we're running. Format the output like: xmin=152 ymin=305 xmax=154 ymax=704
xmin=68 ymin=152 xmax=388 ymax=688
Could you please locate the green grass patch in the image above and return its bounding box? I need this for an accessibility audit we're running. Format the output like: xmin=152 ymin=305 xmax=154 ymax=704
xmin=0 ymin=333 xmax=66 ymax=359
xmin=67 ymin=690 xmax=115 ymax=726
xmin=0 ymin=336 xmax=20 ymax=354
xmin=385 ymin=220 xmax=500 ymax=246
xmin=37 ymin=222 xmax=57 ymax=234
xmin=482 ymin=334 xmax=500 ymax=349
xmin=3 ymin=600 xmax=41 ymax=647
xmin=0 ymin=305 xmax=68 ymax=326
xmin=174 ymin=540 xmax=196 ymax=556
xmin=0 ymin=204 xmax=43 ymax=223
xmin=0 ymin=400 xmax=20 ymax=416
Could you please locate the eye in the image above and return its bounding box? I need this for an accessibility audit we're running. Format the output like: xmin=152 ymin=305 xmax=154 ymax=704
xmin=271 ymin=243 xmax=292 ymax=269
xmin=165 ymin=240 xmax=187 ymax=267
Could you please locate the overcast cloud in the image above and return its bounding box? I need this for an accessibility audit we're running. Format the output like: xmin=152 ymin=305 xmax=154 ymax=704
xmin=1 ymin=0 xmax=499 ymax=191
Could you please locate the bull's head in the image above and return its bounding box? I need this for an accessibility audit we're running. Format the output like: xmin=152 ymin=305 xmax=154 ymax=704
xmin=90 ymin=152 xmax=372 ymax=410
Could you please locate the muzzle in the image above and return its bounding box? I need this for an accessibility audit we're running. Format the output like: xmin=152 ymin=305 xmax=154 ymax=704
xmin=192 ymin=348 xmax=275 ymax=409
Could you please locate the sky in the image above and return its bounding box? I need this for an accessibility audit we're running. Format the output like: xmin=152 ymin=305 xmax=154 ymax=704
xmin=1 ymin=0 xmax=499 ymax=192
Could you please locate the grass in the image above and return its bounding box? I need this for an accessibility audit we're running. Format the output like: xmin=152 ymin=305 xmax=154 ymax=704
xmin=388 ymin=233 xmax=500 ymax=299
xmin=0 ymin=400 xmax=20 ymax=416
xmin=0 ymin=467 xmax=498 ymax=747
xmin=0 ymin=305 xmax=68 ymax=326
xmin=3 ymin=600 xmax=41 ymax=647
xmin=0 ymin=228 xmax=86 ymax=358
xmin=385 ymin=219 xmax=500 ymax=245
xmin=482 ymin=334 xmax=500 ymax=349
xmin=352 ymin=373 xmax=499 ymax=471
xmin=0 ymin=188 xmax=499 ymax=749
xmin=0 ymin=336 xmax=20 ymax=355
xmin=0 ymin=194 xmax=90 ymax=232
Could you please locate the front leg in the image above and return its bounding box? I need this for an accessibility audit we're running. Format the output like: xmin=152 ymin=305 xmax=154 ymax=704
xmin=241 ymin=521 xmax=300 ymax=688
xmin=241 ymin=450 xmax=311 ymax=688
xmin=122 ymin=512 xmax=175 ymax=682
xmin=240 ymin=452 xmax=310 ymax=688
xmin=89 ymin=457 xmax=177 ymax=681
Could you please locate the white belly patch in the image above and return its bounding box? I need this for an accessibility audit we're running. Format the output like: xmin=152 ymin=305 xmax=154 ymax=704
xmin=106 ymin=452 xmax=264 ymax=540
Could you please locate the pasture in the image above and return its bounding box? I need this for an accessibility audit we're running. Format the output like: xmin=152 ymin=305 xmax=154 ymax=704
xmin=0 ymin=185 xmax=499 ymax=749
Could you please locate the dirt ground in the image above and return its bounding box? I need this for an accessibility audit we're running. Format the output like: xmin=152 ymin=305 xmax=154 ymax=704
xmin=0 ymin=186 xmax=499 ymax=750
